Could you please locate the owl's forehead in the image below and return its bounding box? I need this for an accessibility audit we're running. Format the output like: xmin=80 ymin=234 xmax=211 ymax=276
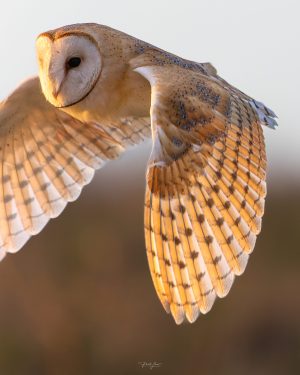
xmin=37 ymin=31 xmax=94 ymax=45
xmin=37 ymin=23 xmax=99 ymax=42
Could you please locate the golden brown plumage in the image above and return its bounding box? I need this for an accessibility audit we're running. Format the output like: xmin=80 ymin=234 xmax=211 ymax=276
xmin=0 ymin=23 xmax=277 ymax=323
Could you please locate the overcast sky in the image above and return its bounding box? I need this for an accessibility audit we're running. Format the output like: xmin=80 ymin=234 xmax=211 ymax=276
xmin=0 ymin=0 xmax=299 ymax=187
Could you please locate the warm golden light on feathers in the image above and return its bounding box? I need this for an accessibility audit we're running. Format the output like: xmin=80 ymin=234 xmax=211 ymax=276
xmin=0 ymin=23 xmax=277 ymax=324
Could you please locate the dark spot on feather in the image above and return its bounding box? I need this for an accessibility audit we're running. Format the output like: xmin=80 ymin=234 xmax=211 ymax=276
xmin=177 ymin=101 xmax=187 ymax=120
xmin=185 ymin=228 xmax=193 ymax=236
xmin=175 ymin=237 xmax=181 ymax=245
xmin=197 ymin=214 xmax=205 ymax=223
xmin=235 ymin=217 xmax=241 ymax=225
xmin=229 ymin=185 xmax=235 ymax=194
xmin=227 ymin=235 xmax=234 ymax=244
xmin=213 ymin=184 xmax=220 ymax=193
xmin=224 ymin=201 xmax=231 ymax=209
xmin=180 ymin=123 xmax=191 ymax=132
xmin=199 ymin=116 xmax=210 ymax=125
xmin=33 ymin=167 xmax=42 ymax=175
xmin=217 ymin=217 xmax=224 ymax=226
xmin=218 ymin=270 xmax=232 ymax=280
xmin=41 ymin=182 xmax=50 ymax=191
xmin=7 ymin=213 xmax=17 ymax=221
xmin=191 ymin=250 xmax=199 ymax=259
xmin=25 ymin=197 xmax=34 ymax=205
xmin=207 ymin=134 xmax=218 ymax=145
xmin=197 ymin=272 xmax=206 ymax=281
xmin=2 ymin=175 xmax=10 ymax=183
xmin=172 ymin=137 xmax=183 ymax=147
xmin=165 ymin=258 xmax=171 ymax=266
xmin=207 ymin=198 xmax=214 ymax=208
xmin=56 ymin=169 xmax=64 ymax=177
xmin=178 ymin=261 xmax=186 ymax=269
xmin=205 ymin=235 xmax=214 ymax=244
xmin=46 ymin=155 xmax=54 ymax=163
xmin=4 ymin=195 xmax=13 ymax=203
xmin=201 ymin=288 xmax=214 ymax=297
xmin=213 ymin=255 xmax=222 ymax=265
xmin=20 ymin=180 xmax=28 ymax=188
xmin=215 ymin=171 xmax=222 ymax=180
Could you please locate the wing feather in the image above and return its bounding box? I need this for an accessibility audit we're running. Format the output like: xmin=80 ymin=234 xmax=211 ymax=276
xmin=0 ymin=77 xmax=150 ymax=258
xmin=134 ymin=56 xmax=277 ymax=323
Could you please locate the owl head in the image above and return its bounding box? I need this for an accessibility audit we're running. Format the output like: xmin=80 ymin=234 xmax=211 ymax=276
xmin=36 ymin=26 xmax=102 ymax=108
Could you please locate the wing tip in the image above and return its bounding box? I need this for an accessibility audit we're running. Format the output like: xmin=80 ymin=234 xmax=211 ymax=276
xmin=250 ymin=99 xmax=278 ymax=129
xmin=170 ymin=303 xmax=185 ymax=325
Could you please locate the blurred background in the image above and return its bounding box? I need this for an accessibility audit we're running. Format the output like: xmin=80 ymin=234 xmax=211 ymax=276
xmin=0 ymin=0 xmax=299 ymax=374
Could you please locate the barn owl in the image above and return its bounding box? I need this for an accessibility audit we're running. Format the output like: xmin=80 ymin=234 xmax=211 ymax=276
xmin=0 ymin=23 xmax=277 ymax=324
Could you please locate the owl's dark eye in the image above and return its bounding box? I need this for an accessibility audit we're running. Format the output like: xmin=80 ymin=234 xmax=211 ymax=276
xmin=67 ymin=57 xmax=81 ymax=69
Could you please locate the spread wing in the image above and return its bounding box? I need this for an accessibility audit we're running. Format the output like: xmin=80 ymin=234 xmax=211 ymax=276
xmin=132 ymin=54 xmax=277 ymax=324
xmin=0 ymin=77 xmax=150 ymax=260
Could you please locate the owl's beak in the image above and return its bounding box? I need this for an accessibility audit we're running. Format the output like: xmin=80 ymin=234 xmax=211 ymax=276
xmin=47 ymin=57 xmax=65 ymax=101
xmin=52 ymin=80 xmax=63 ymax=99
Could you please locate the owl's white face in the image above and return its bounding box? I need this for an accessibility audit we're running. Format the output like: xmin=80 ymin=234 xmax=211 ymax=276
xmin=36 ymin=34 xmax=102 ymax=108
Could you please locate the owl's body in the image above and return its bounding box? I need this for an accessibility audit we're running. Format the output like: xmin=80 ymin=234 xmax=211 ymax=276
xmin=0 ymin=23 xmax=277 ymax=323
